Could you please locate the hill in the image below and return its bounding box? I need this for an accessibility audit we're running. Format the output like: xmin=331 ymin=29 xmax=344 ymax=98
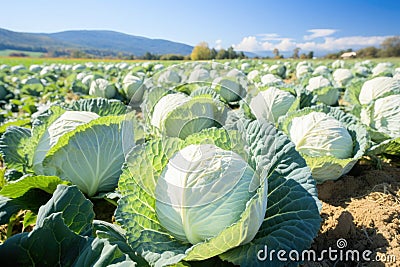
xmin=0 ymin=28 xmax=193 ymax=57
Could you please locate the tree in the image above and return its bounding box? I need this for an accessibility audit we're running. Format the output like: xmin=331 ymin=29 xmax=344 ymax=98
xmin=238 ymin=51 xmax=246 ymax=59
xmin=307 ymin=51 xmax=314 ymax=59
xmin=300 ymin=53 xmax=308 ymax=59
xmin=227 ymin=46 xmax=236 ymax=59
xmin=293 ymin=47 xmax=300 ymax=59
xmin=272 ymin=48 xmax=283 ymax=59
xmin=159 ymin=54 xmax=185 ymax=60
xmin=216 ymin=49 xmax=228 ymax=59
xmin=210 ymin=48 xmax=217 ymax=59
xmin=380 ymin=36 xmax=400 ymax=57
xmin=191 ymin=42 xmax=212 ymax=60
xmin=357 ymin=46 xmax=379 ymax=58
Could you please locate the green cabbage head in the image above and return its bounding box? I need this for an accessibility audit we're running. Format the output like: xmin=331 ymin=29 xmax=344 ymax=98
xmin=155 ymin=144 xmax=260 ymax=245
xmin=280 ymin=106 xmax=369 ymax=183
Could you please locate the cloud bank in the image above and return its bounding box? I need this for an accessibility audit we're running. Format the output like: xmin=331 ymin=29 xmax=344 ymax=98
xmin=233 ymin=29 xmax=392 ymax=53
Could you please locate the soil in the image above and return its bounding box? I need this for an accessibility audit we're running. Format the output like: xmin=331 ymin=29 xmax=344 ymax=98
xmin=304 ymin=157 xmax=400 ymax=267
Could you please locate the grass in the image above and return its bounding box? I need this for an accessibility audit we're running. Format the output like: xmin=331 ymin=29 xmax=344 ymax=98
xmin=0 ymin=50 xmax=45 ymax=58
xmin=0 ymin=56 xmax=400 ymax=67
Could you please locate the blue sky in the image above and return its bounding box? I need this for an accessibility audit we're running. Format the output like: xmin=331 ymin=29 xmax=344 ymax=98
xmin=1 ymin=0 xmax=399 ymax=54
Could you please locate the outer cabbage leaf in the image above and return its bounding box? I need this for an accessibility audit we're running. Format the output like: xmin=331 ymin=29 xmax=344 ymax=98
xmin=367 ymin=137 xmax=400 ymax=156
xmin=65 ymin=98 xmax=128 ymax=116
xmin=0 ymin=175 xmax=68 ymax=199
xmin=0 ymin=185 xmax=140 ymax=266
xmin=0 ymin=126 xmax=32 ymax=173
xmin=33 ymin=111 xmax=100 ymax=174
xmin=42 ymin=115 xmax=136 ymax=197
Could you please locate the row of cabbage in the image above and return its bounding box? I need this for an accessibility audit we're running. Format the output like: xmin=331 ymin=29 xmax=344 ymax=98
xmin=0 ymin=59 xmax=399 ymax=266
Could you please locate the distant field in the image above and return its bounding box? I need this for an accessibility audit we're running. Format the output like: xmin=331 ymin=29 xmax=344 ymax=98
xmin=0 ymin=49 xmax=45 ymax=58
xmin=0 ymin=56 xmax=400 ymax=67
xmin=0 ymin=56 xmax=129 ymax=66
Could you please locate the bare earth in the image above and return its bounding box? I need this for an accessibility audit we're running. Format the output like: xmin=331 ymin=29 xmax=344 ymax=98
xmin=304 ymin=158 xmax=400 ymax=267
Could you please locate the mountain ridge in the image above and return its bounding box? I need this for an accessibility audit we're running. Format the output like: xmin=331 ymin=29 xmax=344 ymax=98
xmin=0 ymin=28 xmax=194 ymax=56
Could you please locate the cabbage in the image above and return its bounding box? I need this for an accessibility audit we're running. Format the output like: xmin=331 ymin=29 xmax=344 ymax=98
xmin=42 ymin=115 xmax=135 ymax=196
xmin=155 ymin=144 xmax=260 ymax=244
xmin=150 ymin=93 xmax=191 ymax=130
xmin=333 ymin=68 xmax=353 ymax=87
xmin=0 ymin=83 xmax=7 ymax=100
xmin=29 ymin=64 xmax=42 ymax=72
xmin=361 ymin=94 xmax=400 ymax=138
xmin=33 ymin=111 xmax=100 ymax=173
xmin=89 ymin=78 xmax=116 ymax=98
xmin=116 ymin=120 xmax=321 ymax=266
xmin=372 ymin=62 xmax=393 ymax=77
xmin=260 ymin=73 xmax=284 ymax=86
xmin=306 ymin=76 xmax=339 ymax=105
xmin=247 ymin=69 xmax=259 ymax=81
xmin=21 ymin=77 xmax=41 ymax=85
xmin=213 ymin=77 xmax=246 ymax=102
xmin=268 ymin=64 xmax=286 ymax=78
xmin=331 ymin=60 xmax=345 ymax=69
xmin=150 ymin=93 xmax=226 ymax=139
xmin=82 ymin=74 xmax=102 ymax=87
xmin=188 ymin=68 xmax=210 ymax=82
xmin=313 ymin=65 xmax=330 ymax=76
xmin=353 ymin=65 xmax=370 ymax=77
xmin=157 ymin=69 xmax=181 ymax=85
xmin=249 ymin=87 xmax=295 ymax=123
xmin=10 ymin=65 xmax=26 ymax=74
xmin=358 ymin=77 xmax=400 ymax=105
xmin=122 ymin=74 xmax=145 ymax=102
xmin=289 ymin=112 xmax=353 ymax=159
xmin=296 ymin=62 xmax=312 ymax=78
xmin=280 ymin=106 xmax=369 ymax=182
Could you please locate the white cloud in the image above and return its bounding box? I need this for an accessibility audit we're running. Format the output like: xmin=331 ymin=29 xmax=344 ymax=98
xmin=304 ymin=29 xmax=337 ymax=40
xmin=214 ymin=39 xmax=222 ymax=50
xmin=298 ymin=36 xmax=390 ymax=51
xmin=233 ymin=36 xmax=262 ymax=51
xmin=257 ymin=33 xmax=286 ymax=41
xmin=233 ymin=35 xmax=297 ymax=52
xmin=234 ymin=31 xmax=393 ymax=54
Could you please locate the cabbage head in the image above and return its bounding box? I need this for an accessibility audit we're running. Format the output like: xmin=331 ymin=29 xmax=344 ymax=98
xmin=280 ymin=106 xmax=369 ymax=182
xmin=358 ymin=77 xmax=400 ymax=105
xmin=361 ymin=94 xmax=400 ymax=138
xmin=249 ymin=87 xmax=296 ymax=123
xmin=89 ymin=78 xmax=116 ymax=99
xmin=213 ymin=77 xmax=247 ymax=103
xmin=305 ymin=76 xmax=339 ymax=105
xmin=156 ymin=144 xmax=259 ymax=244
xmin=149 ymin=92 xmax=227 ymax=139
xmin=122 ymin=74 xmax=145 ymax=102
xmin=33 ymin=111 xmax=100 ymax=173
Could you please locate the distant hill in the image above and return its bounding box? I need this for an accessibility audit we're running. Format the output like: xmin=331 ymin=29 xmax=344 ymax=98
xmin=0 ymin=28 xmax=193 ymax=57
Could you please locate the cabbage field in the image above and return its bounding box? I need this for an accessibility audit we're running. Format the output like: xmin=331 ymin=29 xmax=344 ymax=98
xmin=0 ymin=58 xmax=399 ymax=266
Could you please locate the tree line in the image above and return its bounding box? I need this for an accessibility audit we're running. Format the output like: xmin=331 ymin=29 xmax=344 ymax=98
xmin=324 ymin=36 xmax=400 ymax=59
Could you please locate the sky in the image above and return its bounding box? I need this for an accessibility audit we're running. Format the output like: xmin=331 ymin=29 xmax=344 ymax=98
xmin=1 ymin=0 xmax=399 ymax=55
